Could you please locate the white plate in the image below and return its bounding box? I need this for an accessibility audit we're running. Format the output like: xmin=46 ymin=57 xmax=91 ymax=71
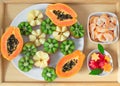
xmin=10 ymin=4 xmax=84 ymax=80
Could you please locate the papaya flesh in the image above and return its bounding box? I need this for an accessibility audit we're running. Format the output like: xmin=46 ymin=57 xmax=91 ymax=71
xmin=56 ymin=50 xmax=85 ymax=78
xmin=46 ymin=3 xmax=77 ymax=26
xmin=1 ymin=26 xmax=23 ymax=60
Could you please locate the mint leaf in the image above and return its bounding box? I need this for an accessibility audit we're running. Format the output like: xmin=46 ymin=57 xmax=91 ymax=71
xmin=98 ymin=44 xmax=104 ymax=54
xmin=89 ymin=68 xmax=103 ymax=75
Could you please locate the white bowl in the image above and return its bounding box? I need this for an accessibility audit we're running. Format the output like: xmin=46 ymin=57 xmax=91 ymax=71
xmin=87 ymin=12 xmax=119 ymax=44
xmin=87 ymin=49 xmax=113 ymax=76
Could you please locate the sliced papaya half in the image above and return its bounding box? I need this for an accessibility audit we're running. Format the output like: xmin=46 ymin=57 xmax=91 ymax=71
xmin=46 ymin=3 xmax=77 ymax=26
xmin=1 ymin=26 xmax=23 ymax=60
xmin=56 ymin=50 xmax=85 ymax=78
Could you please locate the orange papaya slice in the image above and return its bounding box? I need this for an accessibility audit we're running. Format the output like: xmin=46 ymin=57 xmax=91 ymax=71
xmin=56 ymin=50 xmax=85 ymax=78
xmin=46 ymin=3 xmax=77 ymax=26
xmin=0 ymin=26 xmax=23 ymax=60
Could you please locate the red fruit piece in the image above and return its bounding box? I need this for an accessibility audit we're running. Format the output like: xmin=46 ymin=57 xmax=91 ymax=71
xmin=47 ymin=58 xmax=51 ymax=65
xmin=89 ymin=60 xmax=99 ymax=69
xmin=97 ymin=52 xmax=105 ymax=60
xmin=97 ymin=59 xmax=108 ymax=69
xmin=98 ymin=60 xmax=105 ymax=69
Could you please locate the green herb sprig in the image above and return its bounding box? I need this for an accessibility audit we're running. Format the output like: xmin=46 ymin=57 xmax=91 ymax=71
xmin=89 ymin=68 xmax=103 ymax=75
xmin=98 ymin=44 xmax=104 ymax=54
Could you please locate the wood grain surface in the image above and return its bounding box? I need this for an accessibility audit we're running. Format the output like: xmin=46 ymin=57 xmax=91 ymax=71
xmin=0 ymin=0 xmax=120 ymax=86
xmin=0 ymin=0 xmax=4 ymax=83
xmin=3 ymin=0 xmax=118 ymax=4
xmin=1 ymin=83 xmax=120 ymax=86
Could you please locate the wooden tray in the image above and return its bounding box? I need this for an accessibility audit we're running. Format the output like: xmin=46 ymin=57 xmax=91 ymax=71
xmin=0 ymin=0 xmax=120 ymax=86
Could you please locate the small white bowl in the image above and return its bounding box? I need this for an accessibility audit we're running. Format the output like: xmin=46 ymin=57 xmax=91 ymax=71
xmin=87 ymin=12 xmax=119 ymax=44
xmin=87 ymin=49 xmax=113 ymax=76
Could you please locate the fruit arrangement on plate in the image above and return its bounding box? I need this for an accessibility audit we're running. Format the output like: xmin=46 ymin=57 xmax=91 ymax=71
xmin=0 ymin=3 xmax=118 ymax=82
xmin=0 ymin=3 xmax=85 ymax=82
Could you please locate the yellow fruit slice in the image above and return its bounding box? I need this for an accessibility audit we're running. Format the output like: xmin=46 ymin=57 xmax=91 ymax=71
xmin=33 ymin=51 xmax=49 ymax=68
xmin=91 ymin=53 xmax=99 ymax=61
xmin=52 ymin=26 xmax=70 ymax=41
xmin=105 ymin=55 xmax=110 ymax=62
xmin=29 ymin=29 xmax=46 ymax=46
xmin=27 ymin=10 xmax=43 ymax=26
xmin=103 ymin=63 xmax=112 ymax=72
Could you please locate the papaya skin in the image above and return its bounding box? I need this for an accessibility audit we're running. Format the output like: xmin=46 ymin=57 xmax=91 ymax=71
xmin=56 ymin=50 xmax=85 ymax=78
xmin=1 ymin=26 xmax=23 ymax=61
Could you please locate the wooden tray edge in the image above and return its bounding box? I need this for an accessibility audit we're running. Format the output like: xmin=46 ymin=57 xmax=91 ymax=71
xmin=1 ymin=82 xmax=120 ymax=86
xmin=0 ymin=0 xmax=4 ymax=83
xmin=116 ymin=0 xmax=120 ymax=83
xmin=2 ymin=0 xmax=118 ymax=4
xmin=0 ymin=0 xmax=120 ymax=85
xmin=116 ymin=0 xmax=120 ymax=20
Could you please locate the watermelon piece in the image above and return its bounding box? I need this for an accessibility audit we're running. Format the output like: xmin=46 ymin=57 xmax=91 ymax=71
xmin=89 ymin=60 xmax=99 ymax=69
xmin=97 ymin=59 xmax=108 ymax=69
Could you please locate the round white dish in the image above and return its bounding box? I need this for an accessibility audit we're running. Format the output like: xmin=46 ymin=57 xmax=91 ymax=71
xmin=10 ymin=4 xmax=84 ymax=80
xmin=87 ymin=49 xmax=113 ymax=76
